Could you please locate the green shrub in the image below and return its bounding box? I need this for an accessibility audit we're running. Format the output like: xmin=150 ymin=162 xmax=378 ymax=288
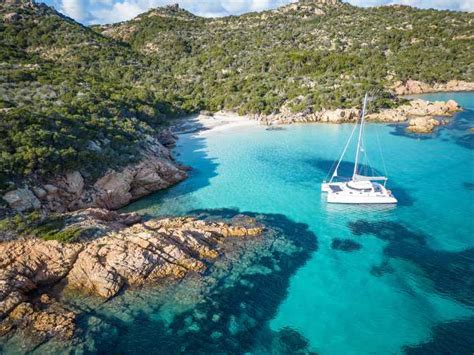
xmin=0 ymin=212 xmax=84 ymax=243
xmin=0 ymin=1 xmax=472 ymax=186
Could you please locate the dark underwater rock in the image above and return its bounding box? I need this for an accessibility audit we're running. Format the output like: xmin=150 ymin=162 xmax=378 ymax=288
xmin=370 ymin=260 xmax=395 ymax=277
xmin=404 ymin=316 xmax=474 ymax=354
xmin=0 ymin=209 xmax=318 ymax=354
xmin=331 ymin=238 xmax=362 ymax=252
xmin=349 ymin=220 xmax=474 ymax=307
xmin=464 ymin=182 xmax=474 ymax=190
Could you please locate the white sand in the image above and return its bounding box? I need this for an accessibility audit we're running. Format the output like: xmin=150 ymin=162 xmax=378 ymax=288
xmin=179 ymin=112 xmax=260 ymax=136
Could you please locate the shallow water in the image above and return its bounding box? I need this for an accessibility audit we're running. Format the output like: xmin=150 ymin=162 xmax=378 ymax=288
xmin=6 ymin=93 xmax=465 ymax=354
xmin=119 ymin=92 xmax=474 ymax=354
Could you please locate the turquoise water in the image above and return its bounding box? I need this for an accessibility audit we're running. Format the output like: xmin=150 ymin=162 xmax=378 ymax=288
xmin=121 ymin=92 xmax=474 ymax=354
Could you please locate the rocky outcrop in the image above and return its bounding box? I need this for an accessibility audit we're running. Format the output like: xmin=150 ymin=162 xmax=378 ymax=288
xmin=2 ymin=135 xmax=187 ymax=213
xmin=251 ymin=98 xmax=460 ymax=127
xmin=66 ymin=217 xmax=262 ymax=298
xmin=0 ymin=210 xmax=263 ymax=339
xmin=252 ymin=107 xmax=360 ymax=125
xmin=278 ymin=0 xmax=341 ymax=14
xmin=3 ymin=12 xmax=21 ymax=22
xmin=0 ymin=239 xmax=82 ymax=319
xmin=366 ymin=99 xmax=459 ymax=133
xmin=406 ymin=116 xmax=443 ymax=133
xmin=393 ymin=80 xmax=474 ymax=96
xmin=156 ymin=128 xmax=178 ymax=148
xmin=366 ymin=99 xmax=460 ymax=121
xmin=1 ymin=295 xmax=76 ymax=342
xmin=2 ymin=188 xmax=41 ymax=212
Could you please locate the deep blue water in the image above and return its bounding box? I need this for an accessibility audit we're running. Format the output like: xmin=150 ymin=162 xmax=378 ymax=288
xmin=119 ymin=92 xmax=474 ymax=354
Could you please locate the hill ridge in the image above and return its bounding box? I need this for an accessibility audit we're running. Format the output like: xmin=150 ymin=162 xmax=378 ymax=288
xmin=0 ymin=0 xmax=472 ymax=189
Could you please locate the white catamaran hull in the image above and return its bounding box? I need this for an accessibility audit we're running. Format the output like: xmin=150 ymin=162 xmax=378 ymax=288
xmin=327 ymin=193 xmax=397 ymax=204
xmin=322 ymin=182 xmax=397 ymax=204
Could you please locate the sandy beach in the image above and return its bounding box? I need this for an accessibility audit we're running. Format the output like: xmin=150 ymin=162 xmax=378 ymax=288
xmin=173 ymin=111 xmax=260 ymax=136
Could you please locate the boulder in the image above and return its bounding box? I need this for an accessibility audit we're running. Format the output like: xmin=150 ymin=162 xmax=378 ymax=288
xmin=366 ymin=110 xmax=406 ymax=122
xmin=6 ymin=298 xmax=76 ymax=340
xmin=43 ymin=184 xmax=59 ymax=195
xmin=404 ymin=80 xmax=431 ymax=94
xmin=0 ymin=239 xmax=83 ymax=319
xmin=406 ymin=116 xmax=440 ymax=133
xmin=446 ymin=99 xmax=460 ymax=111
xmin=33 ymin=137 xmax=187 ymax=212
xmin=156 ymin=128 xmax=177 ymax=147
xmin=65 ymin=171 xmax=84 ymax=195
xmin=32 ymin=187 xmax=47 ymax=199
xmin=94 ymin=154 xmax=187 ymax=210
xmin=94 ymin=170 xmax=135 ymax=210
xmin=2 ymin=188 xmax=41 ymax=212
xmin=320 ymin=108 xmax=359 ymax=123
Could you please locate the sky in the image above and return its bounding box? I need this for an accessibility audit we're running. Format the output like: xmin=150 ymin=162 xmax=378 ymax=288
xmin=40 ymin=0 xmax=474 ymax=25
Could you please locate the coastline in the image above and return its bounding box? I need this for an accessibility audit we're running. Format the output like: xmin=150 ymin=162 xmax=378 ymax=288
xmin=392 ymin=80 xmax=474 ymax=96
xmin=0 ymin=89 xmax=472 ymax=351
xmin=1 ymin=85 xmax=469 ymax=214
xmin=1 ymin=0 xmax=472 ymax=349
xmin=173 ymin=112 xmax=260 ymax=136
xmin=181 ymin=96 xmax=463 ymax=135
xmin=0 ymin=208 xmax=267 ymax=347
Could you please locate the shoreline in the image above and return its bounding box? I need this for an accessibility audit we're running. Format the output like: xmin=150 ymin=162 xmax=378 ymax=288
xmin=392 ymin=80 xmax=474 ymax=96
xmin=1 ymin=89 xmax=467 ymax=214
xmin=176 ymin=96 xmax=463 ymax=136
xmin=0 ymin=89 xmax=472 ymax=350
xmin=172 ymin=112 xmax=260 ymax=136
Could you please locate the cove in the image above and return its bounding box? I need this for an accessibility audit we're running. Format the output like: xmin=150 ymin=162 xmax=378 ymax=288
xmin=123 ymin=92 xmax=474 ymax=354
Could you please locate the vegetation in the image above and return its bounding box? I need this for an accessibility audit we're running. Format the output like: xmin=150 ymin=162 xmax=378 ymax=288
xmin=0 ymin=0 xmax=472 ymax=187
xmin=0 ymin=1 xmax=183 ymax=186
xmin=99 ymin=2 xmax=473 ymax=114
xmin=0 ymin=211 xmax=84 ymax=242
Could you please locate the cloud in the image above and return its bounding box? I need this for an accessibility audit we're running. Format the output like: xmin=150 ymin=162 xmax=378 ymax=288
xmin=92 ymin=0 xmax=143 ymax=23
xmin=60 ymin=0 xmax=93 ymax=22
xmin=42 ymin=0 xmax=472 ymax=25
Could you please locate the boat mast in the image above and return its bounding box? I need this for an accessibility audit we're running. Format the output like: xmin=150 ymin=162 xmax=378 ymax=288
xmin=352 ymin=92 xmax=368 ymax=180
xmin=329 ymin=121 xmax=358 ymax=182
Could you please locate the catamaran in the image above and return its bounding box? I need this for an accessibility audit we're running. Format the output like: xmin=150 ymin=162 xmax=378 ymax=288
xmin=321 ymin=93 xmax=397 ymax=204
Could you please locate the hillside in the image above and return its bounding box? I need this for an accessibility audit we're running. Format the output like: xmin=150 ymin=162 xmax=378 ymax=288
xmin=0 ymin=0 xmax=184 ymax=188
xmin=1 ymin=0 xmax=473 ymax=192
xmin=96 ymin=0 xmax=474 ymax=114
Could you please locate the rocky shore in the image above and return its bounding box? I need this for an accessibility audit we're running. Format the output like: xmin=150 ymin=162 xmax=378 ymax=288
xmin=0 ymin=85 xmax=468 ymax=349
xmin=2 ymin=130 xmax=187 ymax=213
xmin=1 ymin=88 xmax=467 ymax=214
xmin=392 ymin=80 xmax=474 ymax=96
xmin=251 ymin=97 xmax=461 ymax=134
xmin=0 ymin=208 xmax=263 ymax=344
